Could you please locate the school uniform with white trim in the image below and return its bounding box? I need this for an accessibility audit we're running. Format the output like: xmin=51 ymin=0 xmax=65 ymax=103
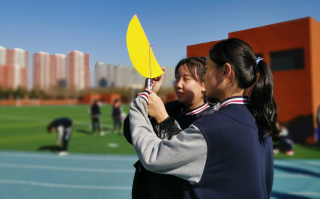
xmin=129 ymin=93 xmax=273 ymax=199
xmin=125 ymin=91 xmax=215 ymax=199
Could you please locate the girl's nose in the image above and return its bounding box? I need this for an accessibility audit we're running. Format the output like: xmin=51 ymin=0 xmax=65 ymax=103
xmin=175 ymin=78 xmax=183 ymax=89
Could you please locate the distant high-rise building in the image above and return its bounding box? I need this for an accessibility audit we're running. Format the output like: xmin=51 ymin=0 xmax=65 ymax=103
xmin=34 ymin=51 xmax=90 ymax=91
xmin=33 ymin=52 xmax=50 ymax=90
xmin=68 ymin=50 xmax=90 ymax=90
xmin=95 ymin=63 xmax=143 ymax=88
xmin=94 ymin=62 xmax=174 ymax=89
xmin=50 ymin=54 xmax=67 ymax=88
xmin=0 ymin=46 xmax=28 ymax=90
xmin=95 ymin=62 xmax=111 ymax=87
xmin=157 ymin=66 xmax=175 ymax=88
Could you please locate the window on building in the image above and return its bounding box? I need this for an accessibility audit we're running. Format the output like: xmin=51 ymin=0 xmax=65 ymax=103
xmin=270 ymin=48 xmax=304 ymax=71
xmin=99 ymin=78 xmax=108 ymax=87
xmin=58 ymin=79 xmax=67 ymax=88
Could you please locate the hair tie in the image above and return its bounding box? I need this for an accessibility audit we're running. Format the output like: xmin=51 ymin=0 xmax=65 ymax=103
xmin=255 ymin=57 xmax=263 ymax=66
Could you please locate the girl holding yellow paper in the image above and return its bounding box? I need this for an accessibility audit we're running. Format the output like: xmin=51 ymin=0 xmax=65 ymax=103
xmin=123 ymin=57 xmax=220 ymax=199
xmin=130 ymin=39 xmax=278 ymax=199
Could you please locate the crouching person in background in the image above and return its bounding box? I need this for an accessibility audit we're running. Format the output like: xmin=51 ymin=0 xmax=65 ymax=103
xmin=273 ymin=121 xmax=294 ymax=156
xmin=47 ymin=118 xmax=73 ymax=156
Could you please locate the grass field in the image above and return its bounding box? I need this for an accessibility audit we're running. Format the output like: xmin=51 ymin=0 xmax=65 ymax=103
xmin=1 ymin=105 xmax=320 ymax=158
xmin=0 ymin=105 xmax=136 ymax=155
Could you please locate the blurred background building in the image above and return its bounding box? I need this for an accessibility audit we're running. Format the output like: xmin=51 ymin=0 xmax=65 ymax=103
xmin=0 ymin=46 xmax=29 ymax=90
xmin=33 ymin=52 xmax=50 ymax=91
xmin=95 ymin=62 xmax=175 ymax=89
xmin=68 ymin=50 xmax=90 ymax=91
xmin=50 ymin=54 xmax=68 ymax=89
xmin=33 ymin=51 xmax=90 ymax=91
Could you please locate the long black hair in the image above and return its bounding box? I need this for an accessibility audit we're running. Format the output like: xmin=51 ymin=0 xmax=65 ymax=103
xmin=47 ymin=121 xmax=57 ymax=133
xmin=209 ymin=38 xmax=280 ymax=140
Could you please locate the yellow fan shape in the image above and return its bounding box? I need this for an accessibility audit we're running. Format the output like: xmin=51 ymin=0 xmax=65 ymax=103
xmin=126 ymin=15 xmax=163 ymax=78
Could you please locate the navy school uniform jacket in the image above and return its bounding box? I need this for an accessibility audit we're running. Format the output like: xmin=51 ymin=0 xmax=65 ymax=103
xmin=51 ymin=118 xmax=72 ymax=128
xmin=90 ymin=104 xmax=101 ymax=116
xmin=124 ymin=95 xmax=217 ymax=199
xmin=129 ymin=93 xmax=273 ymax=199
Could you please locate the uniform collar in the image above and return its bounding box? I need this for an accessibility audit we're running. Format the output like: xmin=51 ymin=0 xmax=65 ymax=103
xmin=181 ymin=103 xmax=209 ymax=116
xmin=218 ymin=96 xmax=249 ymax=111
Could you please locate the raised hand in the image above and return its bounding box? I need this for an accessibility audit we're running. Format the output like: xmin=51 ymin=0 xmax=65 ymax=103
xmin=144 ymin=68 xmax=165 ymax=93
xmin=147 ymin=92 xmax=169 ymax=123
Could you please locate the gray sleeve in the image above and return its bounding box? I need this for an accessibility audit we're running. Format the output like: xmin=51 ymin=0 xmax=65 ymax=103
xmin=129 ymin=97 xmax=207 ymax=184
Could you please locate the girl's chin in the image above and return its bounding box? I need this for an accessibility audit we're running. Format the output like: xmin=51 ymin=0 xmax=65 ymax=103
xmin=205 ymin=92 xmax=214 ymax=98
xmin=177 ymin=97 xmax=189 ymax=104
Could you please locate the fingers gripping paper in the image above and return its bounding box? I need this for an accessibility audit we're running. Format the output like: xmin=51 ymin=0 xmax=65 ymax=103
xmin=126 ymin=15 xmax=163 ymax=78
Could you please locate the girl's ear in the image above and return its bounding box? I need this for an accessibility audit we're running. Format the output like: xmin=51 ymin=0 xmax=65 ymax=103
xmin=201 ymin=81 xmax=206 ymax=93
xmin=222 ymin=63 xmax=232 ymax=79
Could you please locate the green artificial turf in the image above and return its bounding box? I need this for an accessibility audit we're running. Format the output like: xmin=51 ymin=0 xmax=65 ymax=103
xmin=273 ymin=143 xmax=320 ymax=159
xmin=0 ymin=105 xmax=136 ymax=155
xmin=0 ymin=105 xmax=320 ymax=158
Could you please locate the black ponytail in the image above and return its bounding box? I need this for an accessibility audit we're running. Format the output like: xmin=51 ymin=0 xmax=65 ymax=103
xmin=250 ymin=60 xmax=280 ymax=140
xmin=209 ymin=38 xmax=280 ymax=140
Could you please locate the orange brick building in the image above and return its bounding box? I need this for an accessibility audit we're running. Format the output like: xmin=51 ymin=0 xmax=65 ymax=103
xmin=187 ymin=17 xmax=320 ymax=143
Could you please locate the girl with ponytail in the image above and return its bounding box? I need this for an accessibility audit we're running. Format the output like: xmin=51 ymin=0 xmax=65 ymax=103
xmin=208 ymin=38 xmax=280 ymax=140
xmin=129 ymin=38 xmax=277 ymax=199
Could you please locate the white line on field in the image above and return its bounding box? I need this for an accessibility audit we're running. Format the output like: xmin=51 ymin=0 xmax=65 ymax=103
xmin=0 ymin=115 xmax=49 ymax=123
xmin=0 ymin=114 xmax=112 ymax=127
xmin=274 ymin=174 xmax=313 ymax=178
xmin=0 ymin=163 xmax=134 ymax=173
xmin=304 ymin=161 xmax=320 ymax=166
xmin=288 ymin=192 xmax=320 ymax=197
xmin=0 ymin=179 xmax=131 ymax=190
xmin=275 ymin=160 xmax=320 ymax=168
xmin=0 ymin=152 xmax=138 ymax=161
xmin=0 ymin=161 xmax=315 ymax=178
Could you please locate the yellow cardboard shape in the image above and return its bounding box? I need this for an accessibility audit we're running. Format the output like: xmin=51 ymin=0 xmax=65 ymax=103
xmin=126 ymin=15 xmax=163 ymax=78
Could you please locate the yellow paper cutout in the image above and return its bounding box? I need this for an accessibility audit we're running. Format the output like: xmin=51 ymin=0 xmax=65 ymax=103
xmin=126 ymin=15 xmax=163 ymax=78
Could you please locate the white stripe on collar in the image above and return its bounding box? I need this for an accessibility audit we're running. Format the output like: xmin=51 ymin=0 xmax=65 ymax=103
xmin=218 ymin=97 xmax=249 ymax=111
xmin=182 ymin=103 xmax=209 ymax=116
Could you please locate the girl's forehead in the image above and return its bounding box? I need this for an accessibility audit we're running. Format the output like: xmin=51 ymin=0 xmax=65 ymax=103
xmin=178 ymin=64 xmax=191 ymax=74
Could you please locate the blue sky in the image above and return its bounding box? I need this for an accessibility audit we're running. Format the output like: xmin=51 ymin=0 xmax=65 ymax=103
xmin=0 ymin=0 xmax=320 ymax=86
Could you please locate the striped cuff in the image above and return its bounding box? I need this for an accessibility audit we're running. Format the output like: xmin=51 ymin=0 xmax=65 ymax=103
xmin=137 ymin=91 xmax=150 ymax=102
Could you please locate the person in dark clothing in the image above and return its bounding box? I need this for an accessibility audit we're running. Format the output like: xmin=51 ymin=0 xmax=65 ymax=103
xmin=124 ymin=57 xmax=220 ymax=199
xmin=112 ymin=98 xmax=122 ymax=133
xmin=130 ymin=39 xmax=280 ymax=199
xmin=90 ymin=100 xmax=104 ymax=136
xmin=47 ymin=118 xmax=73 ymax=156
xmin=273 ymin=121 xmax=294 ymax=155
